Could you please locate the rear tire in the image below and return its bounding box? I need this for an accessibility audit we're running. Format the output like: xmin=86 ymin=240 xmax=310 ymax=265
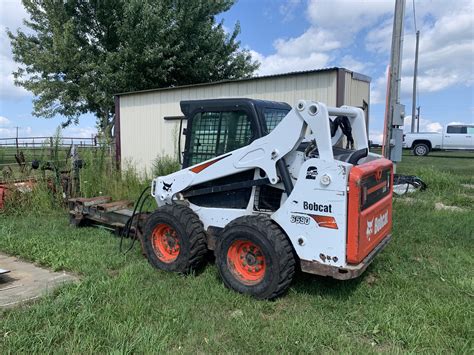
xmin=143 ymin=204 xmax=207 ymax=274
xmin=413 ymin=143 xmax=429 ymax=156
xmin=215 ymin=215 xmax=295 ymax=299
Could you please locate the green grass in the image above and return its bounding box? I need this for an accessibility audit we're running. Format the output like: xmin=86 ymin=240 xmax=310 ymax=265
xmin=0 ymin=151 xmax=473 ymax=353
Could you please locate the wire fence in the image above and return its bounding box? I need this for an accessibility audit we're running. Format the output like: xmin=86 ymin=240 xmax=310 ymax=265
xmin=0 ymin=136 xmax=98 ymax=149
xmin=0 ymin=136 xmax=114 ymax=183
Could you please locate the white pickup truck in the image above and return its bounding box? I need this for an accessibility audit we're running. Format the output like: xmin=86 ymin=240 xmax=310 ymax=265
xmin=403 ymin=124 xmax=474 ymax=156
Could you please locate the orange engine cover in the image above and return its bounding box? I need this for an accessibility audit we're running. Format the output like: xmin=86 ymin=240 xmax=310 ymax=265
xmin=347 ymin=159 xmax=393 ymax=264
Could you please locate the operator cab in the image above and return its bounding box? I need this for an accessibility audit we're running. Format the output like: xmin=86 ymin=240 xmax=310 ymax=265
xmin=181 ymin=98 xmax=365 ymax=168
xmin=180 ymin=98 xmax=291 ymax=168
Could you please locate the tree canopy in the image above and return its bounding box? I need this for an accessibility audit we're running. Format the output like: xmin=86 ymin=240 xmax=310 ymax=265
xmin=8 ymin=0 xmax=259 ymax=136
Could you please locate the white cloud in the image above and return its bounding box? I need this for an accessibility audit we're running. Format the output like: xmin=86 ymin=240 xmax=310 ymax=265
xmin=367 ymin=0 xmax=474 ymax=101
xmin=0 ymin=0 xmax=31 ymax=100
xmin=369 ymin=130 xmax=384 ymax=144
xmin=279 ymin=0 xmax=302 ymax=23
xmin=403 ymin=115 xmax=443 ymax=133
xmin=307 ymin=0 xmax=393 ymax=40
xmin=250 ymin=27 xmax=338 ymax=75
xmin=339 ymin=55 xmax=368 ymax=73
xmin=252 ymin=0 xmax=393 ymax=76
xmin=253 ymin=0 xmax=473 ymax=111
xmin=274 ymin=28 xmax=340 ymax=56
xmin=370 ymin=67 xmax=389 ymax=105
xmin=0 ymin=115 xmax=10 ymax=125
xmin=62 ymin=126 xmax=97 ymax=138
xmin=251 ymin=49 xmax=331 ymax=76
xmin=0 ymin=125 xmax=32 ymax=137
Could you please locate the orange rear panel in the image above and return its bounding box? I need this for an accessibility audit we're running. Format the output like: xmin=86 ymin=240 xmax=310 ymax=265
xmin=347 ymin=159 xmax=393 ymax=264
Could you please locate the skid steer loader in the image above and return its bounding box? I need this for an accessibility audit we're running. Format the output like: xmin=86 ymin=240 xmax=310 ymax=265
xmin=143 ymin=98 xmax=393 ymax=299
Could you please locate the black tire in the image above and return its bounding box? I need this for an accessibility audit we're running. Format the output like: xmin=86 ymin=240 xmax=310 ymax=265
xmin=413 ymin=143 xmax=429 ymax=156
xmin=215 ymin=215 xmax=295 ymax=300
xmin=143 ymin=204 xmax=207 ymax=274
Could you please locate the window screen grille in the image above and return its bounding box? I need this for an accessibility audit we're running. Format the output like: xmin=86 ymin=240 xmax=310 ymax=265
xmin=188 ymin=111 xmax=252 ymax=165
xmin=263 ymin=108 xmax=289 ymax=133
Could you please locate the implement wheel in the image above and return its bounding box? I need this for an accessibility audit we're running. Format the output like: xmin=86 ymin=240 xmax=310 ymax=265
xmin=143 ymin=204 xmax=207 ymax=273
xmin=216 ymin=215 xmax=295 ymax=299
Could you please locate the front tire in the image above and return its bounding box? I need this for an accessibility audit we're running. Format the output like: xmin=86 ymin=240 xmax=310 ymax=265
xmin=143 ymin=204 xmax=207 ymax=274
xmin=413 ymin=143 xmax=429 ymax=156
xmin=215 ymin=215 xmax=295 ymax=299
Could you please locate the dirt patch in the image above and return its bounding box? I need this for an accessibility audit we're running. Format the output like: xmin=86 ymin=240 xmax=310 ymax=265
xmin=0 ymin=253 xmax=78 ymax=308
xmin=461 ymin=184 xmax=474 ymax=189
xmin=395 ymin=197 xmax=416 ymax=204
xmin=434 ymin=202 xmax=466 ymax=212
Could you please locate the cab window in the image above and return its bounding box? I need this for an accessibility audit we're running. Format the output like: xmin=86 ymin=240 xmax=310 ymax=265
xmin=263 ymin=108 xmax=289 ymax=133
xmin=188 ymin=110 xmax=253 ymax=165
xmin=447 ymin=126 xmax=467 ymax=134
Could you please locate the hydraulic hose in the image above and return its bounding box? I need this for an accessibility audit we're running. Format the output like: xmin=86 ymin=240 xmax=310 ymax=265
xmin=119 ymin=185 xmax=151 ymax=254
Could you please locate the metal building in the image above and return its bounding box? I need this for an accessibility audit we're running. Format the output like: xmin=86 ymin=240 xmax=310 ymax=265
xmin=115 ymin=67 xmax=370 ymax=172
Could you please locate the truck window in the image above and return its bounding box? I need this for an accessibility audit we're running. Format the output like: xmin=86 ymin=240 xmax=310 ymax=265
xmin=447 ymin=126 xmax=467 ymax=134
xmin=263 ymin=108 xmax=290 ymax=133
xmin=188 ymin=111 xmax=253 ymax=165
xmin=467 ymin=127 xmax=474 ymax=134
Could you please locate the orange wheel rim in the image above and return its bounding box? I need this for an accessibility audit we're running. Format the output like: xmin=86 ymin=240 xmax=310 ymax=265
xmin=227 ymin=240 xmax=266 ymax=285
xmin=152 ymin=223 xmax=180 ymax=263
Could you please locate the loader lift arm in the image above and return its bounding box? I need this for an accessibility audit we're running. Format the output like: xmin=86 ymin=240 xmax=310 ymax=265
xmin=152 ymin=100 xmax=368 ymax=206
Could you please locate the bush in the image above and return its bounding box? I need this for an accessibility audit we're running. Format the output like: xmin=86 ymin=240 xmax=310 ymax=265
xmin=152 ymin=155 xmax=180 ymax=177
xmin=1 ymin=150 xmax=181 ymax=216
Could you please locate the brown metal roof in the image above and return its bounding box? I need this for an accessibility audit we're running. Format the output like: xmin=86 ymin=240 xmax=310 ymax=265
xmin=115 ymin=67 xmax=371 ymax=97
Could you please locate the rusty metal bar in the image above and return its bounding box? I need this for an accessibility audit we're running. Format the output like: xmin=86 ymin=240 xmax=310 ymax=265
xmin=71 ymin=196 xmax=111 ymax=207
xmin=97 ymin=200 xmax=133 ymax=212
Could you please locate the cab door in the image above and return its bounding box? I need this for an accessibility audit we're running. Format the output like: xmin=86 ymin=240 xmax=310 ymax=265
xmin=467 ymin=126 xmax=474 ymax=149
xmin=183 ymin=108 xmax=258 ymax=168
xmin=444 ymin=125 xmax=469 ymax=149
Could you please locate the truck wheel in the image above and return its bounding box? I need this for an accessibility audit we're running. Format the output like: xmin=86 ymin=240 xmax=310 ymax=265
xmin=143 ymin=204 xmax=207 ymax=273
xmin=216 ymin=215 xmax=295 ymax=299
xmin=413 ymin=143 xmax=429 ymax=156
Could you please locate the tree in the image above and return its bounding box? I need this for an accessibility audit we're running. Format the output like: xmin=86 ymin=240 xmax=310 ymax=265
xmin=8 ymin=0 xmax=259 ymax=137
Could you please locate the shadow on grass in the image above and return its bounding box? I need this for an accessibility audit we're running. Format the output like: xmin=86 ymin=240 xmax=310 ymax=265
xmin=205 ymin=250 xmax=370 ymax=300
xmin=290 ymin=269 xmax=365 ymax=299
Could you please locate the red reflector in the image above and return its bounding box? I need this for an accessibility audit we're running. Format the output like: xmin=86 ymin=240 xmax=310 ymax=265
xmin=311 ymin=215 xmax=338 ymax=229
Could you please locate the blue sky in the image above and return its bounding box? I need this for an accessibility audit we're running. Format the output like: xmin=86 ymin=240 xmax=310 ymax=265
xmin=1 ymin=0 xmax=473 ymax=143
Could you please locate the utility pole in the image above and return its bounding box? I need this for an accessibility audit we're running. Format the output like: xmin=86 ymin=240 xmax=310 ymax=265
xmin=410 ymin=30 xmax=420 ymax=133
xmin=416 ymin=106 xmax=420 ymax=132
xmin=383 ymin=0 xmax=406 ymax=162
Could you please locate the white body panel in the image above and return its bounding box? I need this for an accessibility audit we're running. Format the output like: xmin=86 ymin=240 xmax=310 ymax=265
xmin=272 ymin=159 xmax=350 ymax=268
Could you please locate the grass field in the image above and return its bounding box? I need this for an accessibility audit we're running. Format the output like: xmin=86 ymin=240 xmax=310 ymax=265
xmin=0 ymin=151 xmax=473 ymax=353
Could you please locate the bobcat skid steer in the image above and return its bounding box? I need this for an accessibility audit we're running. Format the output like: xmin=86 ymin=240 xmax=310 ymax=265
xmin=143 ymin=99 xmax=393 ymax=299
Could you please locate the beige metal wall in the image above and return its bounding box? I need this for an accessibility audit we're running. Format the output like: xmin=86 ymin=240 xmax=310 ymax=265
xmin=119 ymin=71 xmax=338 ymax=172
xmin=344 ymin=71 xmax=370 ymax=107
